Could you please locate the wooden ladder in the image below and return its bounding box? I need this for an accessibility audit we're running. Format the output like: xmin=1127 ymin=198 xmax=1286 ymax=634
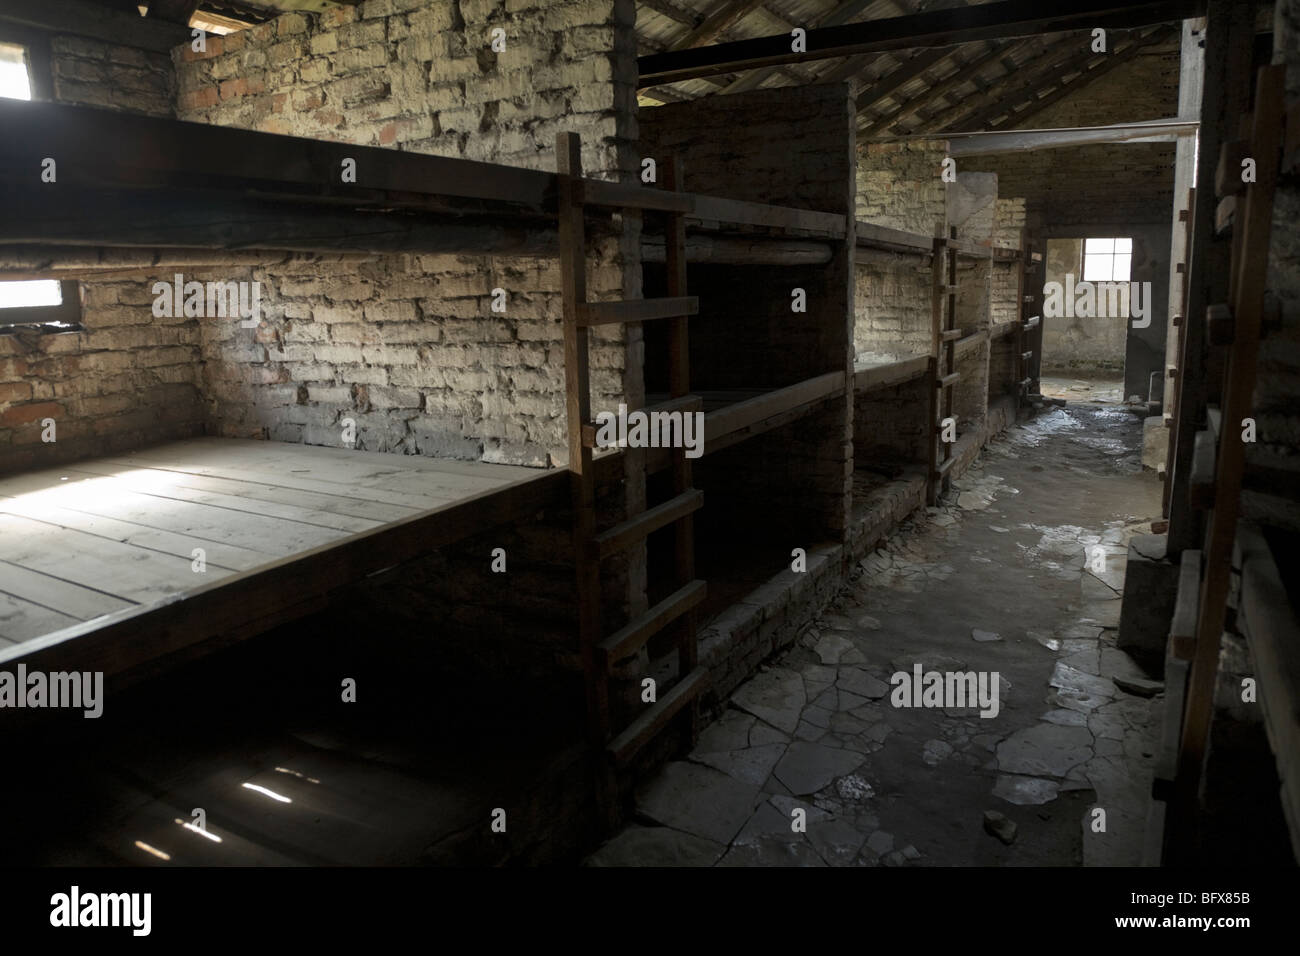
xmin=1161 ymin=187 xmax=1197 ymax=506
xmin=555 ymin=133 xmax=710 ymax=809
xmin=1016 ymin=235 xmax=1041 ymax=405
xmin=1170 ymin=64 xmax=1285 ymax=827
xmin=928 ymin=226 xmax=960 ymax=505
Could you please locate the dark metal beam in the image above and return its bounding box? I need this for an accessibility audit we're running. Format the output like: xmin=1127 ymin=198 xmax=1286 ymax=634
xmin=638 ymin=0 xmax=1203 ymax=87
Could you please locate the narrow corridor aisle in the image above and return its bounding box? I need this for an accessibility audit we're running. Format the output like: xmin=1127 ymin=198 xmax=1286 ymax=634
xmin=589 ymin=404 xmax=1165 ymax=866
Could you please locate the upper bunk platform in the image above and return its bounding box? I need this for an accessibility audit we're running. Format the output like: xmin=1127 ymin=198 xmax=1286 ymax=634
xmin=0 ymin=99 xmax=847 ymax=275
xmin=0 ymin=437 xmax=563 ymax=685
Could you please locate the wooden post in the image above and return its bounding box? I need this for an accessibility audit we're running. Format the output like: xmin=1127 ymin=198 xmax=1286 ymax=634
xmin=1176 ymin=65 xmax=1284 ymax=810
xmin=556 ymin=133 xmax=608 ymax=749
xmin=663 ymin=156 xmax=699 ymax=697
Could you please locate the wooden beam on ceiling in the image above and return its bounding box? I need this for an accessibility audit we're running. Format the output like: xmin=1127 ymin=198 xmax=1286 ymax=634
xmin=904 ymin=33 xmax=1095 ymax=134
xmin=719 ymin=0 xmax=911 ymax=97
xmin=638 ymin=0 xmax=1203 ymax=87
xmin=0 ymin=0 xmax=190 ymax=53
xmin=145 ymin=0 xmax=200 ymax=24
xmin=826 ymin=44 xmax=950 ymax=100
xmin=857 ymin=35 xmax=1044 ymax=136
xmin=671 ymin=0 xmax=766 ymax=50
xmin=980 ymin=26 xmax=1177 ymax=131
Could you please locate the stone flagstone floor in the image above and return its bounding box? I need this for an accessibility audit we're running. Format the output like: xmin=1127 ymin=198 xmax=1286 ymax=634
xmin=587 ymin=404 xmax=1164 ymax=867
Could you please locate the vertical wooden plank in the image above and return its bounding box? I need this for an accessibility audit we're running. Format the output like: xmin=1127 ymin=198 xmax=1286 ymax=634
xmin=927 ymin=233 xmax=945 ymax=506
xmin=556 ymin=133 xmax=608 ymax=748
xmin=663 ymin=156 xmax=698 ymax=686
xmin=1014 ymin=228 xmax=1028 ymax=411
xmin=944 ymin=226 xmax=957 ymax=481
xmin=1177 ymin=64 xmax=1284 ymax=808
xmin=1164 ymin=186 xmax=1197 ymax=517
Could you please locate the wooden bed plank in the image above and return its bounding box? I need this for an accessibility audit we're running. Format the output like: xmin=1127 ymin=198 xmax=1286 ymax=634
xmin=0 ymin=467 xmax=566 ymax=693
xmin=67 ymin=462 xmax=420 ymax=524
xmin=0 ymin=592 xmax=81 ymax=644
xmin=94 ymin=456 xmax=454 ymax=511
xmin=0 ymin=514 xmax=230 ymax=603
xmin=50 ymin=469 xmax=386 ymax=535
xmin=125 ymin=437 xmax=539 ymax=483
xmin=0 ymin=560 xmax=136 ymax=621
xmin=104 ymin=445 xmax=515 ymax=507
xmin=0 ymin=481 xmax=348 ymax=556
xmin=0 ymin=497 xmax=267 ymax=572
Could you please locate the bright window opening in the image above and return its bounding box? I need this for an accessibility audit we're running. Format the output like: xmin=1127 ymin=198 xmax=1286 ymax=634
xmin=0 ymin=41 xmax=32 ymax=101
xmin=0 ymin=280 xmax=63 ymax=309
xmin=1083 ymin=237 xmax=1132 ymax=282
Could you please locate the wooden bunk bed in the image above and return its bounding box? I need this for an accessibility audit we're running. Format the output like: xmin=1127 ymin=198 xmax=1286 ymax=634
xmin=0 ymin=100 xmax=850 ymax=776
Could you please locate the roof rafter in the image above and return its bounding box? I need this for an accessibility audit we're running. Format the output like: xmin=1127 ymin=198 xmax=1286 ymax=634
xmin=978 ymin=26 xmax=1177 ymax=131
xmin=856 ymin=35 xmax=1047 ymax=136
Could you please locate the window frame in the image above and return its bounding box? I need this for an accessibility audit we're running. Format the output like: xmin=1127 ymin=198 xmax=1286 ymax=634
xmin=0 ymin=24 xmax=54 ymax=102
xmin=0 ymin=279 xmax=83 ymax=334
xmin=1 ymin=26 xmax=79 ymax=333
xmin=1082 ymin=237 xmax=1133 ymax=283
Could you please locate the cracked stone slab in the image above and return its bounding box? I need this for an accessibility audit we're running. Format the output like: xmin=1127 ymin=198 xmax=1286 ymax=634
xmin=1042 ymin=708 xmax=1089 ymax=726
xmin=773 ymin=742 xmax=865 ymax=796
xmin=993 ymin=774 xmax=1061 ymax=806
xmin=836 ymin=667 xmax=889 ymax=700
xmin=692 ymin=743 xmax=788 ymax=787
xmin=732 ymin=667 xmax=805 ymax=734
xmin=1050 ymin=662 xmax=1117 ymax=701
xmin=807 ymin=818 xmax=868 ymax=866
xmin=971 ymin=628 xmax=1002 ymax=642
xmin=996 ymin=723 xmax=1094 ymax=778
xmin=636 ymin=761 xmax=762 ymax=845
xmin=814 ymin=633 xmax=856 ymax=665
xmin=586 ymin=824 xmax=725 ymax=867
xmin=695 ymin=710 xmax=756 ymax=754
xmin=750 ymin=721 xmax=790 ymax=747
xmin=923 ymin=739 xmax=954 ymax=766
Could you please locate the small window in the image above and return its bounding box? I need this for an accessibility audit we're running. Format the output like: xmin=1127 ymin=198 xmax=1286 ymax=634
xmin=0 ymin=280 xmax=83 ymax=334
xmin=1083 ymin=237 xmax=1132 ymax=281
xmin=0 ymin=41 xmax=32 ymax=100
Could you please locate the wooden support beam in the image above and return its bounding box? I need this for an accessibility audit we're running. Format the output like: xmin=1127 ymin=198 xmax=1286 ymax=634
xmin=703 ymin=372 xmax=846 ymax=446
xmin=691 ymin=195 xmax=846 ymax=237
xmin=1189 ymin=429 xmax=1216 ymax=509
xmin=937 ymin=371 xmax=961 ymax=389
xmin=581 ymin=394 xmax=703 ymax=450
xmin=639 ymin=0 xmax=1200 ymax=87
xmin=577 ymin=296 xmax=699 ymax=327
xmin=641 ymin=234 xmax=835 ymax=266
xmin=578 ymin=179 xmax=694 ymax=214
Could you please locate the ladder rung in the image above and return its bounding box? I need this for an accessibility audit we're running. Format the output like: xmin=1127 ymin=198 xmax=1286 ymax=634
xmin=582 ymin=394 xmax=703 ymax=448
xmin=934 ymin=454 xmax=956 ymax=477
xmin=599 ymin=580 xmax=707 ymax=667
xmin=936 ymin=283 xmax=959 ymax=293
xmin=1022 ymin=295 xmax=1036 ymax=302
xmin=1021 ymin=350 xmax=1033 ymax=361
xmin=596 ymin=488 xmax=703 ymax=559
xmin=940 ymin=328 xmax=962 ymax=342
xmin=578 ymin=296 xmax=698 ymax=327
xmin=1167 ymin=366 xmax=1178 ymax=378
xmin=607 ymin=666 xmax=709 ymax=766
xmin=1170 ymin=549 xmax=1202 ymax=661
xmin=576 ymin=179 xmax=695 ymax=214
xmin=936 ymin=372 xmax=960 ymax=389
xmin=1019 ymin=377 xmax=1033 ymax=388
xmin=1023 ymin=316 xmax=1040 ymax=330
xmin=1173 ymin=314 xmax=1184 ymax=327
